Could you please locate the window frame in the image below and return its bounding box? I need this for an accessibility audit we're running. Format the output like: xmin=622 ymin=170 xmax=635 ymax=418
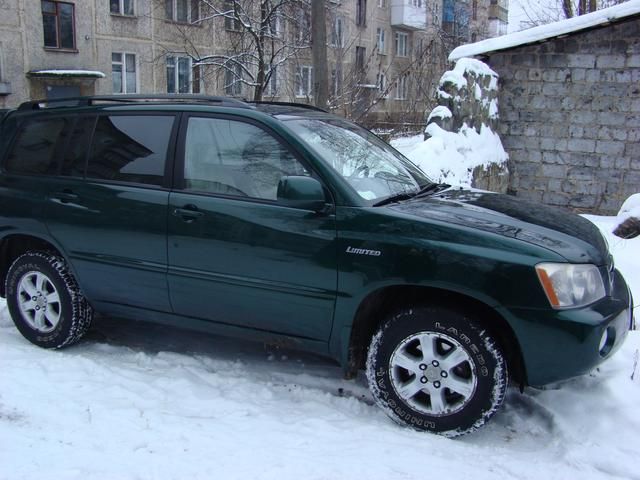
xmin=110 ymin=0 xmax=134 ymax=16
xmin=165 ymin=0 xmax=200 ymax=24
xmin=356 ymin=0 xmax=367 ymax=27
xmin=295 ymin=65 xmax=313 ymax=98
xmin=41 ymin=0 xmax=77 ymax=51
xmin=173 ymin=113 xmax=333 ymax=208
xmin=376 ymin=27 xmax=386 ymax=54
xmin=166 ymin=55 xmax=194 ymax=94
xmin=112 ymin=52 xmax=138 ymax=94
xmin=330 ymin=16 xmax=344 ymax=48
xmin=395 ymin=74 xmax=408 ymax=100
xmin=395 ymin=31 xmax=408 ymax=57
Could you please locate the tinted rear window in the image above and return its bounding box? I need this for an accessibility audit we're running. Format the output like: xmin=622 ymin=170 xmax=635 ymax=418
xmin=5 ymin=117 xmax=68 ymax=175
xmin=86 ymin=115 xmax=174 ymax=186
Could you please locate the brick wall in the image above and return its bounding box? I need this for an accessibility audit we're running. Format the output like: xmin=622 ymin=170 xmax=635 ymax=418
xmin=486 ymin=16 xmax=640 ymax=214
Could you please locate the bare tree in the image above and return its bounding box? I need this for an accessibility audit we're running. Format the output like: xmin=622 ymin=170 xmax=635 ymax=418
xmin=158 ymin=0 xmax=311 ymax=101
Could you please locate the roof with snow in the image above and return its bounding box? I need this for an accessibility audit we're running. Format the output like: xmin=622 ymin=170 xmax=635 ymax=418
xmin=27 ymin=70 xmax=106 ymax=78
xmin=449 ymin=0 xmax=640 ymax=61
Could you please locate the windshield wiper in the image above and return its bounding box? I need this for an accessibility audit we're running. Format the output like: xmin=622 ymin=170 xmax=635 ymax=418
xmin=372 ymin=192 xmax=416 ymax=207
xmin=415 ymin=182 xmax=451 ymax=197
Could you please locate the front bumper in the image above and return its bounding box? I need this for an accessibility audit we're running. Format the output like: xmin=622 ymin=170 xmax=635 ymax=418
xmin=505 ymin=269 xmax=634 ymax=387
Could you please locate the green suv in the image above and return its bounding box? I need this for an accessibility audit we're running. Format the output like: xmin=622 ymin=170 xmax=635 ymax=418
xmin=0 ymin=95 xmax=634 ymax=436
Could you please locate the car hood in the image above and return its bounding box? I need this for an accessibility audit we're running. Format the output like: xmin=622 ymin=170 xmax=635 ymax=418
xmin=389 ymin=188 xmax=609 ymax=265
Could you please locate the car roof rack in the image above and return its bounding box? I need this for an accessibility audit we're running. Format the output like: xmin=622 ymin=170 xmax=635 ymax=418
xmin=17 ymin=95 xmax=254 ymax=111
xmin=249 ymin=101 xmax=328 ymax=113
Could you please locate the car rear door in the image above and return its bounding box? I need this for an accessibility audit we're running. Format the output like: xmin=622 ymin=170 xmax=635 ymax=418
xmin=44 ymin=112 xmax=178 ymax=313
xmin=167 ymin=113 xmax=338 ymax=341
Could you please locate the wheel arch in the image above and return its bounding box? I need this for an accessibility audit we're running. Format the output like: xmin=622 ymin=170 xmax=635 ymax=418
xmin=344 ymin=285 xmax=527 ymax=388
xmin=0 ymin=233 xmax=68 ymax=298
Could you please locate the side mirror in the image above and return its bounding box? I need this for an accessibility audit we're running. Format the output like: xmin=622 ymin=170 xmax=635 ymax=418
xmin=277 ymin=176 xmax=327 ymax=212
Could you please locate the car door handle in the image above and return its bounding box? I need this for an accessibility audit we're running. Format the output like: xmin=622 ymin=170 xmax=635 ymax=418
xmin=51 ymin=190 xmax=79 ymax=203
xmin=173 ymin=205 xmax=204 ymax=222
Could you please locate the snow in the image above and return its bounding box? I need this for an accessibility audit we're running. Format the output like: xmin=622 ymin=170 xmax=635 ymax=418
xmin=427 ymin=105 xmax=452 ymax=122
xmin=28 ymin=70 xmax=106 ymax=78
xmin=1 ymin=226 xmax=639 ymax=479
xmin=618 ymin=193 xmax=640 ymax=219
xmin=391 ymin=127 xmax=508 ymax=187
xmin=440 ymin=58 xmax=499 ymax=89
xmin=450 ymin=0 xmax=640 ymax=60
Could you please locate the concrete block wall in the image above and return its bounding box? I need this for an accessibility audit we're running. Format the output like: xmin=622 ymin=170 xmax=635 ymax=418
xmin=486 ymin=16 xmax=640 ymax=214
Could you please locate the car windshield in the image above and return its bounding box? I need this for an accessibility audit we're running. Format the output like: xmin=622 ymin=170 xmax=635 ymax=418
xmin=283 ymin=116 xmax=434 ymax=203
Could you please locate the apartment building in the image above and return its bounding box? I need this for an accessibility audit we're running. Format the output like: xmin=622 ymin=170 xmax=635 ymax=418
xmin=0 ymin=0 xmax=506 ymax=126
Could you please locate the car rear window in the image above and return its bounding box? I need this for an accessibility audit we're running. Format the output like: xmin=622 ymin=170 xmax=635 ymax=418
xmin=4 ymin=117 xmax=68 ymax=176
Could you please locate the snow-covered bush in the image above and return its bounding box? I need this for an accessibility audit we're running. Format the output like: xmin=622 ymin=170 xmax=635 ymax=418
xmin=400 ymin=58 xmax=509 ymax=190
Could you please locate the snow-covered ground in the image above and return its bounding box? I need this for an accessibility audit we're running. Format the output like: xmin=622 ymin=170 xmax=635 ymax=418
xmin=1 ymin=143 xmax=639 ymax=479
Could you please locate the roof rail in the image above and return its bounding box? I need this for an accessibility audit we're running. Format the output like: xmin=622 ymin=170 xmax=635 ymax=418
xmin=249 ymin=101 xmax=328 ymax=113
xmin=17 ymin=95 xmax=254 ymax=111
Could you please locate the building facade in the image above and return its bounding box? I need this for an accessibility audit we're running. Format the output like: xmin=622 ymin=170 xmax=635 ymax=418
xmin=0 ymin=0 xmax=505 ymax=128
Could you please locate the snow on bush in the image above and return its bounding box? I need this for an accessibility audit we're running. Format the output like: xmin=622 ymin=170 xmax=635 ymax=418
xmin=393 ymin=125 xmax=508 ymax=187
xmin=394 ymin=58 xmax=508 ymax=188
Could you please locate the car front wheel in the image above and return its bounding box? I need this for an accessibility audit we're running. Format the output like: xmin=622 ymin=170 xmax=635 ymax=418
xmin=366 ymin=305 xmax=508 ymax=436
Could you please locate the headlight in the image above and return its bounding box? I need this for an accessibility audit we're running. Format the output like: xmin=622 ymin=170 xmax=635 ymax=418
xmin=535 ymin=263 xmax=606 ymax=309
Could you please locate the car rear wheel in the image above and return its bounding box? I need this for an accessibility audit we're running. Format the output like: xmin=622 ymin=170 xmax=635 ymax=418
xmin=366 ymin=305 xmax=508 ymax=436
xmin=5 ymin=252 xmax=93 ymax=348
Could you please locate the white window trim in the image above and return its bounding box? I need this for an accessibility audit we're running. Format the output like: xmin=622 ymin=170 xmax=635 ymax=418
xmin=112 ymin=52 xmax=138 ymax=94
xmin=111 ymin=0 xmax=134 ymax=16
xmin=331 ymin=16 xmax=344 ymax=48
xmin=167 ymin=55 xmax=193 ymax=94
xmin=395 ymin=75 xmax=407 ymax=100
xmin=376 ymin=27 xmax=386 ymax=54
xmin=395 ymin=31 xmax=408 ymax=57
xmin=296 ymin=65 xmax=313 ymax=98
xmin=167 ymin=0 xmax=199 ymax=23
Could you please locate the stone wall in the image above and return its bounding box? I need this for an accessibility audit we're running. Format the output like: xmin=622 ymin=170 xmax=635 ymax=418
xmin=485 ymin=16 xmax=640 ymax=214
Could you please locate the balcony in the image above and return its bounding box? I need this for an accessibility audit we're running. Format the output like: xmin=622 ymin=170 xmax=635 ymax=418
xmin=390 ymin=0 xmax=427 ymax=30
xmin=489 ymin=3 xmax=508 ymax=22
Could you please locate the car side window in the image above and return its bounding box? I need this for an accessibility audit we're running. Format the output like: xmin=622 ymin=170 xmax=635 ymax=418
xmin=5 ymin=117 xmax=68 ymax=176
xmin=183 ymin=117 xmax=309 ymax=200
xmin=86 ymin=115 xmax=174 ymax=186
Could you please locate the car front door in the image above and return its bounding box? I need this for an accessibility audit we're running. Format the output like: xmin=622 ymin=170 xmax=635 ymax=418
xmin=167 ymin=114 xmax=338 ymax=341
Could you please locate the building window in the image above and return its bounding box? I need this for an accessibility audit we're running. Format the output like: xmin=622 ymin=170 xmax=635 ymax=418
xmin=395 ymin=75 xmax=408 ymax=100
xmin=395 ymin=31 xmax=408 ymax=57
xmin=378 ymin=0 xmax=386 ymax=7
xmin=432 ymin=3 xmax=440 ymax=25
xmin=295 ymin=7 xmax=311 ymax=45
xmin=376 ymin=72 xmax=387 ymax=96
xmin=331 ymin=16 xmax=344 ymax=47
xmin=110 ymin=0 xmax=134 ymax=15
xmin=165 ymin=0 xmax=199 ymax=23
xmin=331 ymin=67 xmax=342 ymax=97
xmin=356 ymin=0 xmax=366 ymax=27
xmin=472 ymin=0 xmax=478 ymax=20
xmin=269 ymin=13 xmax=283 ymax=37
xmin=411 ymin=0 xmax=422 ymax=6
xmin=225 ymin=63 xmax=243 ymax=96
xmin=41 ymin=1 xmax=76 ymax=50
xmin=167 ymin=56 xmax=193 ymax=93
xmin=355 ymin=46 xmax=366 ymax=72
xmin=112 ymin=53 xmax=137 ymax=94
xmin=296 ymin=66 xmax=313 ymax=98
xmin=224 ymin=0 xmax=242 ymax=30
xmin=266 ymin=66 xmax=278 ymax=96
xmin=376 ymin=28 xmax=386 ymax=54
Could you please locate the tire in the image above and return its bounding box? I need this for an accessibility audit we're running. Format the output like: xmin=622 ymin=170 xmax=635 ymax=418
xmin=5 ymin=252 xmax=93 ymax=349
xmin=366 ymin=305 xmax=508 ymax=437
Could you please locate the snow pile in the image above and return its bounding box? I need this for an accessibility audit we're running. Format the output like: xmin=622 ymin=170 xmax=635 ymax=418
xmin=618 ymin=193 xmax=640 ymax=219
xmin=392 ymin=126 xmax=508 ymax=187
xmin=28 ymin=70 xmax=106 ymax=78
xmin=450 ymin=0 xmax=640 ymax=60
